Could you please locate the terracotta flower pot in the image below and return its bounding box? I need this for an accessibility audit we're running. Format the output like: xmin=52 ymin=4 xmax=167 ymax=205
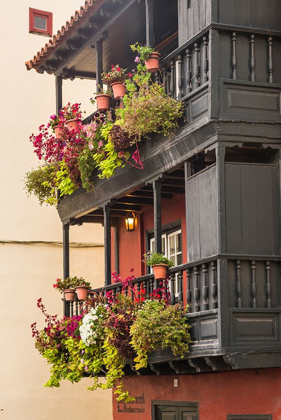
xmin=152 ymin=263 xmax=169 ymax=280
xmin=76 ymin=286 xmax=90 ymax=300
xmin=66 ymin=119 xmax=79 ymax=131
xmin=54 ymin=125 xmax=63 ymax=139
xmin=111 ymin=82 xmax=126 ymax=100
xmin=96 ymin=94 xmax=111 ymax=111
xmin=64 ymin=289 xmax=76 ymax=301
xmin=145 ymin=52 xmax=160 ymax=73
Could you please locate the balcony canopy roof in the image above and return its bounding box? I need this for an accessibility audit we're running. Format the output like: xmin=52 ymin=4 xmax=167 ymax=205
xmin=25 ymin=0 xmax=178 ymax=79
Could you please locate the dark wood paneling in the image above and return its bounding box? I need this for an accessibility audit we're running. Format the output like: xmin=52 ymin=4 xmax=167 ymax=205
xmin=178 ymin=0 xmax=211 ymax=44
xmin=186 ymin=165 xmax=218 ymax=262
xmin=218 ymin=0 xmax=281 ymax=31
xmin=225 ymin=163 xmax=279 ymax=255
xmin=220 ymin=80 xmax=281 ymax=121
xmin=230 ymin=309 xmax=280 ymax=346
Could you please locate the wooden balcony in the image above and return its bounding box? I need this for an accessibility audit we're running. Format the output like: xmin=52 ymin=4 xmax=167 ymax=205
xmin=64 ymin=254 xmax=281 ymax=375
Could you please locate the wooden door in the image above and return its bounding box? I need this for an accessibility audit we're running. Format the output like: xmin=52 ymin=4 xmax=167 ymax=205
xmin=155 ymin=405 xmax=198 ymax=420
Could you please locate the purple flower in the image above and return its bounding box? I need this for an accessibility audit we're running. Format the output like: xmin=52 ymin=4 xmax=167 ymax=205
xmin=50 ymin=114 xmax=57 ymax=120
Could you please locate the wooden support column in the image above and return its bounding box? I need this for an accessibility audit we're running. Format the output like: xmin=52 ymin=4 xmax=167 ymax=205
xmin=216 ymin=144 xmax=226 ymax=254
xmin=103 ymin=204 xmax=111 ymax=286
xmin=95 ymin=38 xmax=103 ymax=90
xmin=145 ymin=0 xmax=154 ymax=47
xmin=184 ymin=161 xmax=191 ymax=262
xmin=153 ymin=180 xmax=162 ymax=253
xmin=55 ymin=76 xmax=63 ymax=114
xmin=63 ymin=222 xmax=70 ymax=317
xmin=114 ymin=224 xmax=119 ymax=274
xmin=63 ymin=222 xmax=70 ymax=279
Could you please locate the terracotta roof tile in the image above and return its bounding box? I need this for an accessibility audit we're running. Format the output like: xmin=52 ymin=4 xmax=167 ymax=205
xmin=25 ymin=0 xmax=105 ymax=73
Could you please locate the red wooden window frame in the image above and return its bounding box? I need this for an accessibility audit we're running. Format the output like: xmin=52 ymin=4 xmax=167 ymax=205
xmin=29 ymin=8 xmax=53 ymax=37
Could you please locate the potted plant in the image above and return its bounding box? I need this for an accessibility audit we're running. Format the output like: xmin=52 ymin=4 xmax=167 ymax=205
xmin=143 ymin=251 xmax=174 ymax=280
xmin=119 ymin=79 xmax=183 ymax=141
xmin=53 ymin=277 xmax=78 ymax=301
xmin=53 ymin=276 xmax=90 ymax=301
xmin=101 ymin=65 xmax=129 ymax=99
xmin=48 ymin=113 xmax=62 ymax=139
xmin=91 ymin=86 xmax=112 ymax=111
xmin=74 ymin=277 xmax=91 ymax=300
xmin=131 ymin=42 xmax=160 ymax=73
xmin=60 ymin=102 xmax=84 ymax=131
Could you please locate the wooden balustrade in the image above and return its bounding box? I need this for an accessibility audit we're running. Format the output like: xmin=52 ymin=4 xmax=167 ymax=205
xmin=229 ymin=30 xmax=279 ymax=84
xmin=63 ymin=256 xmax=280 ymax=317
xmin=160 ymin=31 xmax=210 ymax=98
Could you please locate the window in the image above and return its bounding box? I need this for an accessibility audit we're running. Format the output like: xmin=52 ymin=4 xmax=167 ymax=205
xmin=148 ymin=223 xmax=182 ymax=294
xmin=29 ymin=8 xmax=52 ymax=37
xmin=227 ymin=416 xmax=272 ymax=420
xmin=152 ymin=401 xmax=198 ymax=420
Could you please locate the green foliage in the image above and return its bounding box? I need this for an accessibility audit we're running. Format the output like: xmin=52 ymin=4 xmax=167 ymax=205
xmin=143 ymin=251 xmax=174 ymax=267
xmin=78 ymin=146 xmax=96 ymax=191
xmin=56 ymin=161 xmax=77 ymax=197
xmin=33 ymin=285 xmax=191 ymax=402
xmin=53 ymin=276 xmax=90 ymax=293
xmin=130 ymin=301 xmax=191 ymax=369
xmin=101 ymin=65 xmax=129 ymax=85
xmin=117 ymin=64 xmax=183 ymax=141
xmin=24 ymin=165 xmax=57 ymax=206
xmin=27 ymin=50 xmax=183 ymax=206
xmin=130 ymin=42 xmax=154 ymax=61
xmin=24 ymin=161 xmax=78 ymax=206
xmin=95 ymin=139 xmax=129 ymax=179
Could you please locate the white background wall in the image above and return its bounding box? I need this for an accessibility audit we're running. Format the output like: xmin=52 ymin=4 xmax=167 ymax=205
xmin=0 ymin=2 xmax=112 ymax=419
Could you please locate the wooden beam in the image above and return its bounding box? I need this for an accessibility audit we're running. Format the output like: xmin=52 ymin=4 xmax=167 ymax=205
xmin=162 ymin=179 xmax=185 ymax=187
xmin=114 ymin=225 xmax=119 ymax=274
xmin=103 ymin=204 xmax=111 ymax=286
xmin=63 ymin=222 xmax=70 ymax=318
xmin=128 ymin=191 xmax=173 ymax=200
xmin=111 ymin=204 xmax=141 ymax=212
xmin=145 ymin=0 xmax=154 ymax=48
xmin=117 ymin=196 xmax=153 ymax=206
xmin=55 ymin=76 xmax=63 ymax=114
xmin=63 ymin=222 xmax=70 ymax=279
xmin=95 ymin=38 xmax=103 ymax=89
xmin=153 ymin=180 xmax=162 ymax=253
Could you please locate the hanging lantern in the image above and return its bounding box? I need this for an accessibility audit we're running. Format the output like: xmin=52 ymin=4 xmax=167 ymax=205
xmin=125 ymin=212 xmax=136 ymax=231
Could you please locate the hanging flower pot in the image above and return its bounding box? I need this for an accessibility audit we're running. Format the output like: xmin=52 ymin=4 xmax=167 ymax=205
xmin=76 ymin=286 xmax=90 ymax=300
xmin=64 ymin=288 xmax=76 ymax=301
xmin=54 ymin=125 xmax=63 ymax=139
xmin=96 ymin=94 xmax=111 ymax=112
xmin=66 ymin=119 xmax=79 ymax=131
xmin=152 ymin=264 xmax=169 ymax=280
xmin=111 ymin=82 xmax=126 ymax=100
xmin=145 ymin=52 xmax=160 ymax=73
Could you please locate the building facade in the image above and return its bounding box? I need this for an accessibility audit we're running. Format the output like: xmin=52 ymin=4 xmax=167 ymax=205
xmin=0 ymin=1 xmax=112 ymax=419
xmin=25 ymin=0 xmax=281 ymax=419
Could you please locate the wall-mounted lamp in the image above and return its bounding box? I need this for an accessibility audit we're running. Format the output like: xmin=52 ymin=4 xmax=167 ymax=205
xmin=125 ymin=212 xmax=136 ymax=231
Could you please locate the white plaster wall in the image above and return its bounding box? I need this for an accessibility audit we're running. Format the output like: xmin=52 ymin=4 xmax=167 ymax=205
xmin=0 ymin=1 xmax=112 ymax=419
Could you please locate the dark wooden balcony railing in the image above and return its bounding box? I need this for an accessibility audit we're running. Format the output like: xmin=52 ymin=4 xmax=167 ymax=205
xmin=160 ymin=29 xmax=210 ymax=100
xmin=63 ymin=254 xmax=281 ymax=318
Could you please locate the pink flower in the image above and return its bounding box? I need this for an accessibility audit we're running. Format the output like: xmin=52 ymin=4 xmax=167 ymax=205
xmin=98 ymin=141 xmax=103 ymax=147
xmin=88 ymin=141 xmax=94 ymax=150
xmin=117 ymin=67 xmax=121 ymax=71
xmin=50 ymin=114 xmax=57 ymax=120
xmin=134 ymin=56 xmax=140 ymax=63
